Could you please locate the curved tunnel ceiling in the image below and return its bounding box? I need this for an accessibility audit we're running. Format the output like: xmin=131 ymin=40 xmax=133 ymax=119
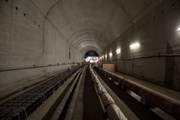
xmin=32 ymin=0 xmax=162 ymax=54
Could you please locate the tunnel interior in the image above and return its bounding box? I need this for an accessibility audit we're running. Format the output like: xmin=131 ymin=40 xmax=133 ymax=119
xmin=1 ymin=0 xmax=180 ymax=120
xmin=0 ymin=0 xmax=180 ymax=105
xmin=84 ymin=50 xmax=99 ymax=63
xmin=84 ymin=50 xmax=99 ymax=58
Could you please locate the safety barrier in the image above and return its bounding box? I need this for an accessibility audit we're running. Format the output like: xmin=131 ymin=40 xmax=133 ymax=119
xmin=89 ymin=65 xmax=127 ymax=120
xmin=95 ymin=67 xmax=180 ymax=120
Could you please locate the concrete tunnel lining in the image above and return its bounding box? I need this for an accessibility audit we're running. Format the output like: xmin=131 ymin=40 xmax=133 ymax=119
xmin=1 ymin=0 xmax=180 ymax=103
xmin=40 ymin=0 xmax=161 ymax=54
xmin=1 ymin=0 xmax=180 ymax=119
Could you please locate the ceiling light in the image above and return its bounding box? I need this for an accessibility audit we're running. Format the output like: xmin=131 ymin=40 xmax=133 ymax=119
xmin=130 ymin=42 xmax=140 ymax=50
xmin=109 ymin=52 xmax=112 ymax=57
xmin=116 ymin=48 xmax=121 ymax=54
xmin=177 ymin=27 xmax=180 ymax=32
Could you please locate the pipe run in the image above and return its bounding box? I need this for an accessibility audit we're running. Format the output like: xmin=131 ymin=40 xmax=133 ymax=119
xmin=89 ymin=65 xmax=127 ymax=120
xmin=0 ymin=62 xmax=79 ymax=73
xmin=102 ymin=53 xmax=180 ymax=62
xmin=95 ymin=67 xmax=180 ymax=120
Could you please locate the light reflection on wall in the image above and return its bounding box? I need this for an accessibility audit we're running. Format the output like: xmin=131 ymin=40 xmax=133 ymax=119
xmin=177 ymin=26 xmax=180 ymax=32
xmin=130 ymin=42 xmax=141 ymax=50
xmin=109 ymin=52 xmax=112 ymax=57
xmin=116 ymin=48 xmax=121 ymax=54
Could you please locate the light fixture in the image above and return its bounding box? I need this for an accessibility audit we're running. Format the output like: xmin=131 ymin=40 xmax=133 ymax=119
xmin=109 ymin=52 xmax=113 ymax=57
xmin=130 ymin=42 xmax=140 ymax=50
xmin=177 ymin=26 xmax=180 ymax=32
xmin=116 ymin=48 xmax=121 ymax=54
xmin=105 ymin=54 xmax=107 ymax=58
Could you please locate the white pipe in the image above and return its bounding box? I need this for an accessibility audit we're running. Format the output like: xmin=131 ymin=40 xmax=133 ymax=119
xmin=89 ymin=65 xmax=128 ymax=120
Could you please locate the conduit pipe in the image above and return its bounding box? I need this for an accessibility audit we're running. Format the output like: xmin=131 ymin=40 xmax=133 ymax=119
xmin=89 ymin=65 xmax=127 ymax=120
xmin=95 ymin=67 xmax=180 ymax=120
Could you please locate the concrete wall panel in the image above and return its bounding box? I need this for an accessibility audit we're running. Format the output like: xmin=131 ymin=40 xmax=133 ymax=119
xmin=0 ymin=0 xmax=82 ymax=97
xmin=101 ymin=0 xmax=180 ymax=90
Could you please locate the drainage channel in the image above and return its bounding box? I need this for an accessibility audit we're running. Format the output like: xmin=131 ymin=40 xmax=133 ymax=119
xmin=83 ymin=67 xmax=105 ymax=120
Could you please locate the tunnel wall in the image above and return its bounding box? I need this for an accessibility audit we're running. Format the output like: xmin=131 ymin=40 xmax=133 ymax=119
xmin=0 ymin=0 xmax=82 ymax=97
xmin=101 ymin=0 xmax=180 ymax=91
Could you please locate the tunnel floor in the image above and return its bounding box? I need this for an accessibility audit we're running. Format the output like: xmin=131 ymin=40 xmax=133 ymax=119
xmin=0 ymin=65 xmax=179 ymax=120
xmin=83 ymin=68 xmax=105 ymax=120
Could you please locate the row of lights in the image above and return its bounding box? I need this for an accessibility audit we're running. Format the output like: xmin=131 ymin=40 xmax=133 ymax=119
xmin=100 ymin=25 xmax=180 ymax=60
xmin=100 ymin=42 xmax=141 ymax=59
